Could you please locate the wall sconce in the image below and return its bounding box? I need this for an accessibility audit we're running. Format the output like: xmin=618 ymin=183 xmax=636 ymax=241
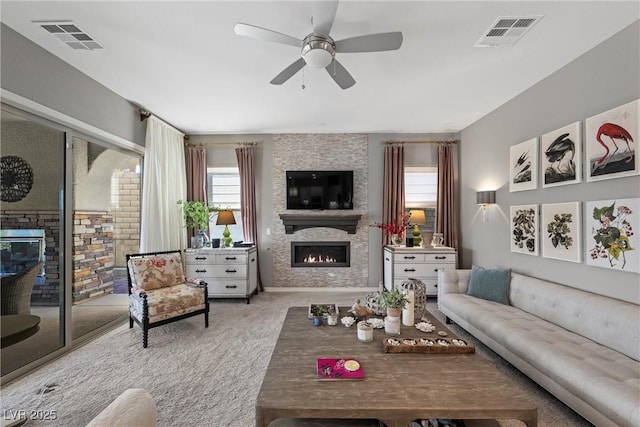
xmin=476 ymin=190 xmax=496 ymax=222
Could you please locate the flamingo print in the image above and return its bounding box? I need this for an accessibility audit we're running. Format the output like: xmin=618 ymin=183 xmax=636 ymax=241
xmin=594 ymin=122 xmax=634 ymax=171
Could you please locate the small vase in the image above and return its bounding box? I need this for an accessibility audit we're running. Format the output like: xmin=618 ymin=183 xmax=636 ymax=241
xmin=391 ymin=234 xmax=403 ymax=246
xmin=312 ymin=316 xmax=323 ymax=327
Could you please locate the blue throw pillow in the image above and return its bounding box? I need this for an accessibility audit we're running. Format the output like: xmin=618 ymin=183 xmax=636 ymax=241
xmin=466 ymin=265 xmax=511 ymax=305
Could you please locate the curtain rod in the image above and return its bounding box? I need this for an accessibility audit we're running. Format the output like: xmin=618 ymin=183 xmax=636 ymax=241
xmin=185 ymin=141 xmax=258 ymax=147
xmin=138 ymin=109 xmax=190 ymax=140
xmin=382 ymin=140 xmax=458 ymax=145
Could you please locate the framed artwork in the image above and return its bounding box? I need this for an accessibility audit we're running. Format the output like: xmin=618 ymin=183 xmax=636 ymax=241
xmin=541 ymin=122 xmax=581 ymax=188
xmin=586 ymin=197 xmax=639 ymax=273
xmin=509 ymin=138 xmax=538 ymax=192
xmin=585 ymin=99 xmax=639 ymax=182
xmin=541 ymin=202 xmax=581 ymax=263
xmin=510 ymin=204 xmax=538 ymax=256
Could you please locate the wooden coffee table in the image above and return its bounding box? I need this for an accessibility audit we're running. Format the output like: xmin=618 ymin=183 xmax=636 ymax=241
xmin=256 ymin=307 xmax=537 ymax=427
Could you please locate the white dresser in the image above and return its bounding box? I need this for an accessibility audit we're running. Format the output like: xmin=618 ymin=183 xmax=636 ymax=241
xmin=383 ymin=245 xmax=457 ymax=296
xmin=184 ymin=247 xmax=258 ymax=304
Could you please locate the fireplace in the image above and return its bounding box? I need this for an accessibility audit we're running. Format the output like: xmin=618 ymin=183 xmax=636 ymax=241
xmin=291 ymin=241 xmax=350 ymax=268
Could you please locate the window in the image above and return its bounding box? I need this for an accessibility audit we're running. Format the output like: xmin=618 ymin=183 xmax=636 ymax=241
xmin=207 ymin=167 xmax=244 ymax=243
xmin=405 ymin=166 xmax=437 ymax=231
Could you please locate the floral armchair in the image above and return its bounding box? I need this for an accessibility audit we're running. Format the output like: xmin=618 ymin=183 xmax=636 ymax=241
xmin=126 ymin=250 xmax=209 ymax=348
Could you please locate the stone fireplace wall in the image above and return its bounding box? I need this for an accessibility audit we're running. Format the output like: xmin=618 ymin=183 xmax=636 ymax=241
xmin=272 ymin=134 xmax=368 ymax=288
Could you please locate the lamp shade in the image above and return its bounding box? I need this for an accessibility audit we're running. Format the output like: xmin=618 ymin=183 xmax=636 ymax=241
xmin=216 ymin=210 xmax=237 ymax=226
xmin=408 ymin=209 xmax=427 ymax=225
xmin=476 ymin=190 xmax=496 ymax=205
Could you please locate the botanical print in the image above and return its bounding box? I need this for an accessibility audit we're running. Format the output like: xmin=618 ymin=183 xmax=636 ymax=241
xmin=509 ymin=138 xmax=538 ymax=192
xmin=586 ymin=99 xmax=639 ymax=182
xmin=542 ymin=202 xmax=581 ymax=263
xmin=541 ymin=122 xmax=582 ymax=188
xmin=510 ymin=204 xmax=538 ymax=255
xmin=586 ymin=198 xmax=639 ymax=274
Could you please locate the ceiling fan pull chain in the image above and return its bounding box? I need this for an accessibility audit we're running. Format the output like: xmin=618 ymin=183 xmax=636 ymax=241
xmin=302 ymin=68 xmax=306 ymax=89
xmin=333 ymin=59 xmax=336 ymax=77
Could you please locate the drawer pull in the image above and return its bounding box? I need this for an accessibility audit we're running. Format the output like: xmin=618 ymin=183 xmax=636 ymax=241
xmin=403 ymin=255 xmax=416 ymax=260
xmin=435 ymin=256 xmax=447 ymax=260
xmin=225 ymin=285 xmax=238 ymax=289
xmin=225 ymin=257 xmax=237 ymax=261
xmin=404 ymin=268 xmax=416 ymax=272
xmin=195 ymin=256 xmax=207 ymax=261
xmin=195 ymin=269 xmax=207 ymax=273
xmin=434 ymin=268 xmax=439 ymax=272
xmin=225 ymin=269 xmax=237 ymax=273
xmin=385 ymin=257 xmax=390 ymax=261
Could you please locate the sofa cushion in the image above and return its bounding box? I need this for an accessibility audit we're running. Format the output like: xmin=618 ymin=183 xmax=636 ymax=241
xmin=128 ymin=253 xmax=185 ymax=291
xmin=129 ymin=284 xmax=205 ymax=323
xmin=466 ymin=265 xmax=510 ymax=305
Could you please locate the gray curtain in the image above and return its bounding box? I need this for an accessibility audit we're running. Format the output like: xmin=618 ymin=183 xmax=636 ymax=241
xmin=383 ymin=144 xmax=405 ymax=245
xmin=437 ymin=144 xmax=459 ymax=249
xmin=235 ymin=146 xmax=263 ymax=292
xmin=186 ymin=146 xmax=208 ymax=241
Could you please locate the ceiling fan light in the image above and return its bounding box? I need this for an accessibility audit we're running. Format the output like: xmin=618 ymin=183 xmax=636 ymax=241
xmin=303 ymin=48 xmax=332 ymax=68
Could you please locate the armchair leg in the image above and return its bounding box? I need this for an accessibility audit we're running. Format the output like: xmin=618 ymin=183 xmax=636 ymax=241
xmin=143 ymin=328 xmax=148 ymax=348
xmin=205 ymin=310 xmax=209 ymax=328
xmin=129 ymin=316 xmax=134 ymax=328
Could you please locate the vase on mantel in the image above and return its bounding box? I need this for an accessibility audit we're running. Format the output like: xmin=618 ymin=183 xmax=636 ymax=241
xmin=391 ymin=234 xmax=403 ymax=246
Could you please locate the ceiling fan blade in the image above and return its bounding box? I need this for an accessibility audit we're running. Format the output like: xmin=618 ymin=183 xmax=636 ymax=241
xmin=234 ymin=23 xmax=301 ymax=48
xmin=335 ymin=31 xmax=403 ymax=53
xmin=270 ymin=58 xmax=306 ymax=85
xmin=312 ymin=1 xmax=339 ymax=37
xmin=325 ymin=59 xmax=356 ymax=89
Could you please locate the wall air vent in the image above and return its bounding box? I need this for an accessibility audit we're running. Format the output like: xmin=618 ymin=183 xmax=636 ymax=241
xmin=33 ymin=20 xmax=103 ymax=50
xmin=475 ymin=15 xmax=543 ymax=47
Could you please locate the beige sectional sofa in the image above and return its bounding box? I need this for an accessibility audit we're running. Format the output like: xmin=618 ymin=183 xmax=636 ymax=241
xmin=85 ymin=388 xmax=156 ymax=427
xmin=438 ymin=269 xmax=640 ymax=427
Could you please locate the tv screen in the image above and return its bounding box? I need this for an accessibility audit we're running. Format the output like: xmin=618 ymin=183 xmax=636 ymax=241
xmin=286 ymin=171 xmax=353 ymax=210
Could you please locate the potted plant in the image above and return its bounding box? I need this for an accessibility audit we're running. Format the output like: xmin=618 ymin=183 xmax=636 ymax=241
xmin=379 ymin=289 xmax=409 ymax=318
xmin=326 ymin=305 xmax=338 ymax=326
xmin=311 ymin=304 xmax=327 ymax=326
xmin=178 ymin=200 xmax=214 ymax=248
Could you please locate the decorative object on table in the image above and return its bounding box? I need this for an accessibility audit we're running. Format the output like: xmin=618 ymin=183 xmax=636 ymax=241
xmin=510 ymin=204 xmax=539 ymax=255
xmin=585 ymin=99 xmax=638 ymax=182
xmin=311 ymin=304 xmax=326 ymax=326
xmin=408 ymin=209 xmax=427 ymax=246
xmin=379 ymin=288 xmax=408 ymax=318
xmin=509 ymin=137 xmax=538 ymax=192
xmin=357 ymin=321 xmax=373 ymax=342
xmin=326 ymin=305 xmax=338 ymax=326
xmin=384 ymin=315 xmax=401 ymax=335
xmin=366 ymin=318 xmax=385 ymax=329
xmin=421 ymin=231 xmax=433 ymax=248
xmin=347 ymin=299 xmax=374 ymax=318
xmin=541 ymin=202 xmax=582 ymax=263
xmin=415 ymin=321 xmax=436 ymax=333
xmin=364 ymin=291 xmax=386 ymax=316
xmin=402 ymin=290 xmax=415 ymax=326
xmin=216 ymin=209 xmax=237 ymax=247
xmin=340 ymin=316 xmax=355 ymax=327
xmin=316 ymin=358 xmax=365 ymax=380
xmin=178 ymin=200 xmax=214 ymax=248
xmin=430 ymin=233 xmax=444 ymax=247
xmin=1 ymin=155 xmax=34 ymax=202
xmin=370 ymin=211 xmax=411 ymax=246
xmin=308 ymin=303 xmax=339 ymax=319
xmin=382 ymin=336 xmax=474 ymax=353
xmin=398 ymin=278 xmax=426 ymax=319
xmin=541 ymin=121 xmax=582 ymax=188
xmin=586 ymin=197 xmax=639 ymax=273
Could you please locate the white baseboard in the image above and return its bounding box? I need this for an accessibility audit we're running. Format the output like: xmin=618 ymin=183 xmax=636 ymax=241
xmin=264 ymin=286 xmax=379 ymax=293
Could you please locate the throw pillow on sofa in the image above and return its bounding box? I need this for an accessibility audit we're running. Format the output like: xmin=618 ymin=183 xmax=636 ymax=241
xmin=466 ymin=265 xmax=511 ymax=304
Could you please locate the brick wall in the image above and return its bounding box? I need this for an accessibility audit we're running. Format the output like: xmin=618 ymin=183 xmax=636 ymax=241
xmin=111 ymin=171 xmax=140 ymax=266
xmin=73 ymin=211 xmax=114 ymax=302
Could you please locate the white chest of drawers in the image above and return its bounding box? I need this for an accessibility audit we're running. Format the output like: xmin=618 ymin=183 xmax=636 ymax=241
xmin=383 ymin=246 xmax=457 ymax=296
xmin=184 ymin=247 xmax=258 ymax=304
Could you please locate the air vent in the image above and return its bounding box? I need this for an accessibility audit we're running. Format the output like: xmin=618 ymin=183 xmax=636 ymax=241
xmin=33 ymin=20 xmax=103 ymax=50
xmin=475 ymin=15 xmax=543 ymax=47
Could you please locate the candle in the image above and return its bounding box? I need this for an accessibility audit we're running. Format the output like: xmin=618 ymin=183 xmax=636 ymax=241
xmin=357 ymin=321 xmax=373 ymax=342
xmin=402 ymin=290 xmax=415 ymax=326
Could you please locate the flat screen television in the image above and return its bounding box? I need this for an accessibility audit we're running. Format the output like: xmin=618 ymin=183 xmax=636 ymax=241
xmin=286 ymin=170 xmax=353 ymax=210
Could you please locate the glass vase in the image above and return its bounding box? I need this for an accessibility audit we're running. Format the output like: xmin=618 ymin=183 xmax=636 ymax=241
xmin=391 ymin=234 xmax=403 ymax=246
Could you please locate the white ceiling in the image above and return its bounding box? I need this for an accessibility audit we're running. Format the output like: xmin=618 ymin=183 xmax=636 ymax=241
xmin=1 ymin=1 xmax=638 ymax=135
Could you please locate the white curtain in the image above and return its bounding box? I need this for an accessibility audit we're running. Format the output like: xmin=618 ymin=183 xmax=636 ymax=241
xmin=140 ymin=116 xmax=187 ymax=252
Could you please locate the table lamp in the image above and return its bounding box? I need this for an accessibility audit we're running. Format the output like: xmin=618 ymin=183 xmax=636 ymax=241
xmin=408 ymin=209 xmax=427 ymax=246
xmin=216 ymin=210 xmax=236 ymax=247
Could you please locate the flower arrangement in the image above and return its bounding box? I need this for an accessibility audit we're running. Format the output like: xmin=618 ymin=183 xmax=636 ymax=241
xmin=369 ymin=212 xmax=411 ymax=237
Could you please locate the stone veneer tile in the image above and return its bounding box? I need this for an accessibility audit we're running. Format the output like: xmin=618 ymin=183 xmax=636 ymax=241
xmin=272 ymin=134 xmax=369 ymax=288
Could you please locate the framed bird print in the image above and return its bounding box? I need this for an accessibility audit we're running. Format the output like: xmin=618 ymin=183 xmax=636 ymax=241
xmin=509 ymin=138 xmax=538 ymax=192
xmin=541 ymin=122 xmax=582 ymax=188
xmin=585 ymin=99 xmax=639 ymax=182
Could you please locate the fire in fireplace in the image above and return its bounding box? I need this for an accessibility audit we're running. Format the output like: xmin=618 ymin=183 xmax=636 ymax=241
xmin=291 ymin=241 xmax=350 ymax=268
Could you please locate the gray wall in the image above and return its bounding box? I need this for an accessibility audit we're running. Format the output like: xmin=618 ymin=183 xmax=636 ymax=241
xmin=1 ymin=24 xmax=145 ymax=147
xmin=459 ymin=21 xmax=640 ymax=304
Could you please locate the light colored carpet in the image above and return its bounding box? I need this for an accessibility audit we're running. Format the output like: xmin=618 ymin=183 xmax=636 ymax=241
xmin=0 ymin=292 xmax=592 ymax=427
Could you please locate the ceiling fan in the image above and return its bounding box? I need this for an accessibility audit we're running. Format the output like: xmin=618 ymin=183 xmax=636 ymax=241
xmin=234 ymin=1 xmax=403 ymax=89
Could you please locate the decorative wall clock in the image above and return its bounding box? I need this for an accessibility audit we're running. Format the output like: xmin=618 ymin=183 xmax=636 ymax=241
xmin=1 ymin=155 xmax=34 ymax=202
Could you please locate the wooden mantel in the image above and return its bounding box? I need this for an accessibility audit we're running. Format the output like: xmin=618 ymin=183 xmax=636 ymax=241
xmin=279 ymin=214 xmax=362 ymax=234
